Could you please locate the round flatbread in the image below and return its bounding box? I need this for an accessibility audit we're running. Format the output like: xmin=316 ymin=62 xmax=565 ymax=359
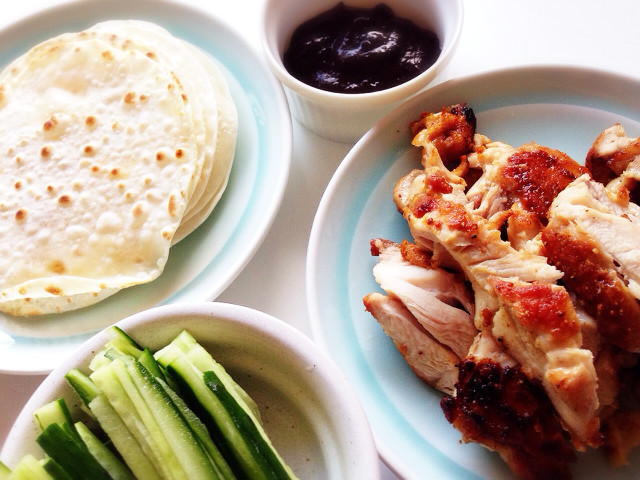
xmin=0 ymin=21 xmax=236 ymax=317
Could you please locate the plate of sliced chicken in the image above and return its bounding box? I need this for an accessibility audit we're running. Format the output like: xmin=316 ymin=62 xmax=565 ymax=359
xmin=307 ymin=65 xmax=640 ymax=480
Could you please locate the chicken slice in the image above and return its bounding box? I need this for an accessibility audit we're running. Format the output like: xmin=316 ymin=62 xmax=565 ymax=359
xmin=544 ymin=175 xmax=640 ymax=352
xmin=586 ymin=123 xmax=640 ymax=184
xmin=363 ymin=292 xmax=459 ymax=395
xmin=394 ymin=116 xmax=600 ymax=447
xmin=586 ymin=123 xmax=640 ymax=205
xmin=370 ymin=238 xmax=476 ymax=358
xmin=489 ymin=277 xmax=601 ymax=448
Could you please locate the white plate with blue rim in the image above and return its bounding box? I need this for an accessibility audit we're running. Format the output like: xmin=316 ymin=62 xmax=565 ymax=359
xmin=307 ymin=65 xmax=640 ymax=480
xmin=0 ymin=0 xmax=292 ymax=374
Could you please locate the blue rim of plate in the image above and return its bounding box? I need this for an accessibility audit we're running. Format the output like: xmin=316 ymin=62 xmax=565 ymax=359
xmin=0 ymin=0 xmax=292 ymax=374
xmin=307 ymin=65 xmax=640 ymax=480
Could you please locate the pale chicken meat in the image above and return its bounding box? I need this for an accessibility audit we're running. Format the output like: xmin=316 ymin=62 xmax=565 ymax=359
xmin=364 ymin=237 xmax=475 ymax=394
xmin=362 ymin=104 xmax=640 ymax=479
xmin=370 ymin=238 xmax=476 ymax=358
xmin=544 ymin=176 xmax=640 ymax=352
xmin=362 ymin=292 xmax=460 ymax=395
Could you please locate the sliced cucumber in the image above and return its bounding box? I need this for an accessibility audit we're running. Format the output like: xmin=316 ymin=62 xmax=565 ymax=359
xmin=91 ymin=358 xmax=175 ymax=478
xmin=65 ymin=368 xmax=101 ymax=406
xmin=89 ymin=326 xmax=144 ymax=371
xmin=159 ymin=330 xmax=261 ymax=422
xmin=122 ymin=355 xmax=222 ymax=479
xmin=7 ymin=454 xmax=53 ymax=480
xmin=87 ymin=394 xmax=162 ymax=480
xmin=104 ymin=326 xmax=143 ymax=357
xmin=156 ymin=341 xmax=297 ymax=480
xmin=33 ymin=398 xmax=80 ymax=444
xmin=40 ymin=458 xmax=72 ymax=480
xmin=18 ymin=327 xmax=297 ymax=480
xmin=74 ymin=422 xmax=134 ymax=480
xmin=91 ymin=355 xmax=222 ymax=479
xmin=154 ymin=376 xmax=235 ymax=479
xmin=36 ymin=423 xmax=111 ymax=480
xmin=137 ymin=347 xmax=167 ymax=383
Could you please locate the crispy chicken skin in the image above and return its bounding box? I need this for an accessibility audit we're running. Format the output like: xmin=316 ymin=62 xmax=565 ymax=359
xmin=364 ymin=104 xmax=640 ymax=478
xmin=409 ymin=103 xmax=476 ymax=169
xmin=442 ymin=357 xmax=576 ymax=480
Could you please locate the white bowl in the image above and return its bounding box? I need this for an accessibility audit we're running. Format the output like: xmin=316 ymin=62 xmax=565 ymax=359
xmin=261 ymin=0 xmax=463 ymax=143
xmin=0 ymin=302 xmax=381 ymax=480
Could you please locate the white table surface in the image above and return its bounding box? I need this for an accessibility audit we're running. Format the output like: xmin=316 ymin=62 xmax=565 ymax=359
xmin=1 ymin=1 xmax=640 ymax=478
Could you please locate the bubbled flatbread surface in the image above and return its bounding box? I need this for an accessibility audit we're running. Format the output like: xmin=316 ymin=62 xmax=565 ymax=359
xmin=85 ymin=20 xmax=217 ymax=221
xmin=0 ymin=22 xmax=235 ymax=317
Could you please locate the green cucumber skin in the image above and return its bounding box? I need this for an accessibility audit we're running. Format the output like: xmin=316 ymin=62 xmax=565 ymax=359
xmin=164 ymin=360 xmax=242 ymax=473
xmin=123 ymin=356 xmax=222 ymax=479
xmin=40 ymin=458 xmax=73 ymax=480
xmin=65 ymin=369 xmax=101 ymax=406
xmin=161 ymin=350 xmax=296 ymax=480
xmin=154 ymin=376 xmax=236 ymax=480
xmin=36 ymin=423 xmax=111 ymax=480
xmin=203 ymin=370 xmax=295 ymax=480
xmin=137 ymin=347 xmax=167 ymax=382
xmin=87 ymin=395 xmax=162 ymax=480
xmin=164 ymin=331 xmax=262 ymax=422
xmin=107 ymin=327 xmax=143 ymax=358
xmin=74 ymin=422 xmax=135 ymax=480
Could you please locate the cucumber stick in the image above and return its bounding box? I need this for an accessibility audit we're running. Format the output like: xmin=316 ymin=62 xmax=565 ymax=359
xmin=156 ymin=339 xmax=297 ymax=480
xmin=40 ymin=458 xmax=73 ymax=480
xmin=6 ymin=455 xmax=53 ymax=480
xmin=89 ymin=326 xmax=144 ymax=372
xmin=33 ymin=398 xmax=77 ymax=438
xmin=66 ymin=368 xmax=101 ymax=406
xmin=154 ymin=376 xmax=235 ymax=480
xmin=167 ymin=331 xmax=261 ymax=422
xmin=74 ymin=422 xmax=135 ymax=480
xmin=36 ymin=422 xmax=111 ymax=480
xmin=91 ymin=355 xmax=221 ymax=479
xmin=87 ymin=394 xmax=162 ymax=480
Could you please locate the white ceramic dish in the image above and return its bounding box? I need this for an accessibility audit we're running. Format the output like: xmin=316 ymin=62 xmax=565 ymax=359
xmin=0 ymin=302 xmax=381 ymax=480
xmin=0 ymin=0 xmax=292 ymax=375
xmin=261 ymin=0 xmax=463 ymax=143
xmin=306 ymin=65 xmax=640 ymax=479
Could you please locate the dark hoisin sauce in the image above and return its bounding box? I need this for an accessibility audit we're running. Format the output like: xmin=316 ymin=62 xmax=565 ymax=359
xmin=283 ymin=3 xmax=441 ymax=94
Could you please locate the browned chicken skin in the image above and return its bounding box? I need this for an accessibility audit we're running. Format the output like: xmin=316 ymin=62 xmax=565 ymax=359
xmin=441 ymin=358 xmax=576 ymax=480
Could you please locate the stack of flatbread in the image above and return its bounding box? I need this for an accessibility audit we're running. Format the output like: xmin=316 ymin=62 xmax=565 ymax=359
xmin=0 ymin=20 xmax=238 ymax=317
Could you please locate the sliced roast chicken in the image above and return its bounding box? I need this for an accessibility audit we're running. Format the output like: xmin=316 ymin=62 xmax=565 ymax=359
xmin=364 ymin=104 xmax=640 ymax=479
